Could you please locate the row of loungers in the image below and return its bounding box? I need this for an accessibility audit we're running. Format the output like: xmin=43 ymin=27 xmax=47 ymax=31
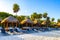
xmin=0 ymin=27 xmax=60 ymax=36
xmin=0 ymin=27 xmax=39 ymax=35
xmin=0 ymin=27 xmax=23 ymax=35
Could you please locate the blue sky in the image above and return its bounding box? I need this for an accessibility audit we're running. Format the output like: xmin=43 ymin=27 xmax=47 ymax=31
xmin=0 ymin=0 xmax=60 ymax=21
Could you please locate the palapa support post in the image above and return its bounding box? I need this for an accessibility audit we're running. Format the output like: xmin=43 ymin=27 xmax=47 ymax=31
xmin=29 ymin=23 xmax=30 ymax=27
xmin=6 ymin=22 xmax=8 ymax=31
xmin=4 ymin=23 xmax=5 ymax=28
xmin=21 ymin=24 xmax=23 ymax=27
xmin=7 ymin=22 xmax=8 ymax=28
xmin=4 ymin=22 xmax=6 ymax=31
xmin=29 ymin=23 xmax=31 ymax=27
xmin=32 ymin=24 xmax=33 ymax=27
xmin=40 ymin=24 xmax=41 ymax=27
xmin=12 ymin=22 xmax=13 ymax=28
xmin=16 ymin=22 xmax=17 ymax=27
xmin=26 ymin=23 xmax=28 ymax=27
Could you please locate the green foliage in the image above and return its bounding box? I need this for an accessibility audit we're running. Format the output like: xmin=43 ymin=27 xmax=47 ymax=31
xmin=0 ymin=12 xmax=13 ymax=19
xmin=43 ymin=12 xmax=48 ymax=18
xmin=13 ymin=3 xmax=20 ymax=13
xmin=46 ymin=17 xmax=50 ymax=20
xmin=39 ymin=20 xmax=43 ymax=23
xmin=37 ymin=13 xmax=42 ymax=19
xmin=46 ymin=17 xmax=50 ymax=27
xmin=19 ymin=16 xmax=26 ymax=21
xmin=50 ymin=22 xmax=56 ymax=25
xmin=16 ymin=16 xmax=21 ymax=21
xmin=0 ymin=12 xmax=13 ymax=27
xmin=25 ymin=16 xmax=30 ymax=19
xmin=57 ymin=19 xmax=60 ymax=22
xmin=31 ymin=12 xmax=42 ymax=21
xmin=51 ymin=18 xmax=55 ymax=21
xmin=31 ymin=12 xmax=38 ymax=19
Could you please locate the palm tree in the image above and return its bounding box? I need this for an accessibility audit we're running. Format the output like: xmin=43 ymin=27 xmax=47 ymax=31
xmin=46 ymin=17 xmax=50 ymax=27
xmin=38 ymin=13 xmax=42 ymax=20
xmin=43 ymin=12 xmax=48 ymax=19
xmin=57 ymin=19 xmax=60 ymax=22
xmin=51 ymin=18 xmax=55 ymax=27
xmin=57 ymin=19 xmax=60 ymax=27
xmin=13 ymin=3 xmax=20 ymax=17
xmin=51 ymin=18 xmax=55 ymax=22
xmin=43 ymin=12 xmax=49 ymax=27
xmin=31 ymin=12 xmax=37 ymax=20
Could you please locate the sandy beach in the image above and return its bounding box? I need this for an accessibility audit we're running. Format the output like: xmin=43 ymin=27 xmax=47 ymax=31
xmin=0 ymin=30 xmax=60 ymax=40
xmin=19 ymin=34 xmax=60 ymax=40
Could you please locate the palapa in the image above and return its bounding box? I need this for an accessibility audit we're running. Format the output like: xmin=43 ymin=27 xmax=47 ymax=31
xmin=1 ymin=16 xmax=19 ymax=23
xmin=33 ymin=19 xmax=40 ymax=24
xmin=21 ymin=18 xmax=33 ymax=24
xmin=41 ymin=21 xmax=46 ymax=25
xmin=57 ymin=22 xmax=60 ymax=26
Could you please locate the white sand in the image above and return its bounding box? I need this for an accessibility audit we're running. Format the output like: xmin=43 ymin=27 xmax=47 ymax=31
xmin=0 ymin=30 xmax=60 ymax=40
xmin=18 ymin=34 xmax=60 ymax=40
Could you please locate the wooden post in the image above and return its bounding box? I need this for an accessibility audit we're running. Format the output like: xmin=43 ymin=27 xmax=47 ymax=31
xmin=7 ymin=22 xmax=8 ymax=28
xmin=16 ymin=22 xmax=17 ymax=27
xmin=29 ymin=23 xmax=30 ymax=27
xmin=28 ymin=23 xmax=30 ymax=27
xmin=21 ymin=24 xmax=23 ymax=27
xmin=12 ymin=22 xmax=13 ymax=28
xmin=32 ymin=24 xmax=33 ymax=27
xmin=26 ymin=23 xmax=27 ymax=27
xmin=4 ymin=23 xmax=5 ymax=28
xmin=6 ymin=22 xmax=8 ymax=31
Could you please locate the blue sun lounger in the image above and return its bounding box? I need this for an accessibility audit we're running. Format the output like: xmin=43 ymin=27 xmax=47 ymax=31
xmin=9 ymin=27 xmax=14 ymax=33
xmin=1 ymin=28 xmax=9 ymax=36
xmin=14 ymin=27 xmax=22 ymax=32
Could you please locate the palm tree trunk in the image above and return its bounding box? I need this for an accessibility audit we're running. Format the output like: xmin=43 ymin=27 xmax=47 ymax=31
xmin=16 ymin=12 xmax=17 ymax=18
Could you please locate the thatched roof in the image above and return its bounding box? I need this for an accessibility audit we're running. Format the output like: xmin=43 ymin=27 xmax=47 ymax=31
xmin=41 ymin=21 xmax=46 ymax=25
xmin=21 ymin=18 xmax=33 ymax=24
xmin=1 ymin=16 xmax=19 ymax=23
xmin=33 ymin=19 xmax=40 ymax=24
xmin=57 ymin=22 xmax=60 ymax=26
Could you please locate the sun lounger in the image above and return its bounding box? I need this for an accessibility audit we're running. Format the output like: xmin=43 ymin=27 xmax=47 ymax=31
xmin=9 ymin=29 xmax=14 ymax=33
xmin=14 ymin=27 xmax=23 ymax=34
xmin=38 ymin=27 xmax=51 ymax=32
xmin=6 ymin=27 xmax=14 ymax=35
xmin=14 ymin=27 xmax=22 ymax=32
xmin=32 ymin=28 xmax=38 ymax=32
xmin=9 ymin=27 xmax=14 ymax=33
xmin=1 ymin=28 xmax=9 ymax=36
xmin=6 ymin=27 xmax=23 ymax=35
xmin=0 ymin=27 xmax=2 ymax=32
xmin=0 ymin=27 xmax=2 ymax=30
